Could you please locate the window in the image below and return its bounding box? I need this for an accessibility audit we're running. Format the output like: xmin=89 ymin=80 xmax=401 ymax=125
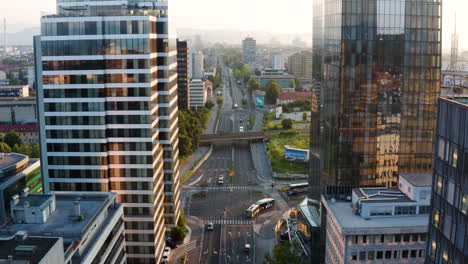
xmin=367 ymin=251 xmax=375 ymax=260
xmin=436 ymin=175 xmax=444 ymax=195
xmin=433 ymin=210 xmax=440 ymax=227
xmin=395 ymin=234 xmax=401 ymax=242
xmin=438 ymin=138 xmax=445 ymax=159
xmin=385 ymin=251 xmax=392 ymax=259
xmin=403 ymin=234 xmax=410 ymax=242
xmin=420 ymin=233 xmax=427 ymax=242
xmin=359 ymin=252 xmax=366 ymax=260
xmin=441 ymin=251 xmax=449 ymax=264
xmin=351 ymin=252 xmax=357 ymax=260
xmin=429 ymin=241 xmax=437 ymax=259
xmin=402 ymin=250 xmax=409 ymax=258
xmin=410 ymin=250 xmax=417 ymax=258
xmin=376 ymin=251 xmax=383 ymax=259
xmin=461 ymin=193 xmax=468 ymax=215
xmin=419 ymin=206 xmax=431 ymax=214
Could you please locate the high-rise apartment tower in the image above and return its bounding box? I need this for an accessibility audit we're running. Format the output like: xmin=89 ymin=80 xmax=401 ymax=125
xmin=34 ymin=0 xmax=180 ymax=263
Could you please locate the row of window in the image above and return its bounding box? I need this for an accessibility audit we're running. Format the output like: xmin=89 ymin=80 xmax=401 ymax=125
xmin=350 ymin=233 xmax=426 ymax=245
xmin=47 ymin=142 xmax=153 ymax=153
xmin=350 ymin=248 xmax=425 ymax=261
xmin=45 ymin=101 xmax=150 ymax=112
xmin=44 ymin=87 xmax=152 ymax=98
xmin=41 ymin=38 xmax=169 ymax=56
xmin=49 ymin=168 xmax=156 ymax=179
xmin=42 ymin=20 xmax=167 ymax=36
xmin=43 ymin=73 xmax=151 ymax=85
xmin=48 ymin=155 xmax=153 ymax=166
xmin=43 ymin=56 xmax=176 ymax=71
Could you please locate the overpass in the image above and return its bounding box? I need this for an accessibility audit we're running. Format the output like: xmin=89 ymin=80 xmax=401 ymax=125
xmin=200 ymin=131 xmax=266 ymax=143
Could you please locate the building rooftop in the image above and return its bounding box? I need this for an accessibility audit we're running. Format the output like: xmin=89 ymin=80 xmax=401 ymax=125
xmin=278 ymin=92 xmax=312 ymax=101
xmin=352 ymin=187 xmax=413 ymax=203
xmin=0 ymin=97 xmax=36 ymax=102
xmin=0 ymin=125 xmax=38 ymax=133
xmin=0 ymin=86 xmax=28 ymax=90
xmin=7 ymin=193 xmax=116 ymax=239
xmin=324 ymin=200 xmax=429 ymax=235
xmin=400 ymin=173 xmax=432 ymax=187
xmin=0 ymin=236 xmax=60 ymax=264
xmin=0 ymin=153 xmax=26 ymax=171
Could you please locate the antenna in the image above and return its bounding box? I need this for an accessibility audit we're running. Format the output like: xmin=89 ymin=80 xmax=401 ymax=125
xmin=449 ymin=13 xmax=459 ymax=71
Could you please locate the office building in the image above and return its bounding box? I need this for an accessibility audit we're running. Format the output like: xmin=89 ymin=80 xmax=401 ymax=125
xmin=0 ymin=85 xmax=29 ymax=97
xmin=34 ymin=0 xmax=180 ymax=262
xmin=189 ymin=79 xmax=206 ymax=109
xmin=177 ymin=40 xmax=190 ymax=110
xmin=189 ymin=50 xmax=204 ymax=79
xmin=269 ymin=53 xmax=285 ymax=70
xmin=313 ymin=0 xmax=442 ymax=188
xmin=426 ymin=97 xmax=468 ymax=264
xmin=0 ymin=96 xmax=38 ymax=145
xmin=204 ymin=48 xmax=217 ymax=69
xmin=0 ymin=192 xmax=126 ymax=264
xmin=323 ymin=173 xmax=431 ymax=264
xmin=288 ymin=50 xmax=312 ymax=84
xmin=242 ymin=37 xmax=257 ymax=69
xmin=308 ymin=1 xmax=442 ymax=261
xmin=0 ymin=153 xmax=42 ymax=227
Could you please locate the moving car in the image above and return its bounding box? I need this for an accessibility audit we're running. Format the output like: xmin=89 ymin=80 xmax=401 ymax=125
xmin=239 ymin=126 xmax=244 ymax=132
xmin=206 ymin=222 xmax=214 ymax=230
xmin=234 ymin=103 xmax=238 ymax=108
xmin=217 ymin=176 xmax=224 ymax=185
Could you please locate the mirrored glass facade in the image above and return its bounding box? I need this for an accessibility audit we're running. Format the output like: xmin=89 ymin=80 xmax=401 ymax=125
xmin=315 ymin=0 xmax=442 ymax=188
xmin=427 ymin=98 xmax=468 ymax=264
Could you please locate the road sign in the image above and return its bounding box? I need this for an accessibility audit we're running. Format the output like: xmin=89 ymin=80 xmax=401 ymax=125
xmin=255 ymin=96 xmax=264 ymax=108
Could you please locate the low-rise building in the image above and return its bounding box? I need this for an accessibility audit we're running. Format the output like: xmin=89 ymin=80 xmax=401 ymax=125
xmin=189 ymin=79 xmax=207 ymax=110
xmin=276 ymin=92 xmax=312 ymax=105
xmin=323 ymin=173 xmax=431 ymax=264
xmin=0 ymin=153 xmax=42 ymax=227
xmin=0 ymin=85 xmax=29 ymax=97
xmin=0 ymin=192 xmax=126 ymax=264
xmin=204 ymin=79 xmax=214 ymax=100
xmin=256 ymin=68 xmax=295 ymax=89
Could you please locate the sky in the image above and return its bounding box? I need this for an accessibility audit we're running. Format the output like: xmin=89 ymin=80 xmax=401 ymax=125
xmin=0 ymin=0 xmax=465 ymax=51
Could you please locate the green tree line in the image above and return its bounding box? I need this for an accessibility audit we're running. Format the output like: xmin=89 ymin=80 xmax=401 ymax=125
xmin=178 ymin=107 xmax=211 ymax=158
xmin=0 ymin=131 xmax=40 ymax=158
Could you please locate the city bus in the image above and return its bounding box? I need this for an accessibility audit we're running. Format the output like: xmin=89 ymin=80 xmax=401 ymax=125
xmin=246 ymin=198 xmax=275 ymax=218
xmin=287 ymin=182 xmax=308 ymax=196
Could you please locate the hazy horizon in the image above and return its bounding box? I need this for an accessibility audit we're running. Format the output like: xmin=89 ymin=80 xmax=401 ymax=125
xmin=0 ymin=0 xmax=466 ymax=52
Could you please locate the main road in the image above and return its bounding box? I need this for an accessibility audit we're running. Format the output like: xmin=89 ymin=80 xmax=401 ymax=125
xmin=179 ymin=61 xmax=283 ymax=264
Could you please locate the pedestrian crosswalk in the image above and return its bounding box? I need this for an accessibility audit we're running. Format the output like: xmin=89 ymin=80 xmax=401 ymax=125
xmin=186 ymin=240 xmax=197 ymax=252
xmin=205 ymin=185 xmax=250 ymax=191
xmin=203 ymin=218 xmax=253 ymax=225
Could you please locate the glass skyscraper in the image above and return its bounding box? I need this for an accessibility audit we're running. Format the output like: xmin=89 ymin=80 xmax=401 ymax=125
xmin=313 ymin=0 xmax=442 ymax=188
xmin=427 ymin=97 xmax=468 ymax=264
xmin=34 ymin=0 xmax=180 ymax=263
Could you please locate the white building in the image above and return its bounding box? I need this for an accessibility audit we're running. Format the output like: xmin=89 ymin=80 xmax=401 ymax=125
xmin=190 ymin=50 xmax=204 ymax=79
xmin=189 ymin=79 xmax=207 ymax=109
xmin=242 ymin=37 xmax=257 ymax=69
xmin=269 ymin=53 xmax=285 ymax=69
xmin=0 ymin=192 xmax=126 ymax=264
xmin=323 ymin=173 xmax=431 ymax=264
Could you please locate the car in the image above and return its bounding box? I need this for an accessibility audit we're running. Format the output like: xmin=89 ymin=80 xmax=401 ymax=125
xmin=163 ymin=247 xmax=171 ymax=256
xmin=160 ymin=256 xmax=168 ymax=263
xmin=206 ymin=222 xmax=214 ymax=230
xmin=239 ymin=126 xmax=244 ymax=132
xmin=244 ymin=244 xmax=251 ymax=253
xmin=217 ymin=176 xmax=224 ymax=185
xmin=233 ymin=103 xmax=238 ymax=108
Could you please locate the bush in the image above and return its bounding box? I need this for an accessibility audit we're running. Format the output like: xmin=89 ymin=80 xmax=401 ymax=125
xmin=205 ymin=101 xmax=215 ymax=109
xmin=217 ymin=96 xmax=223 ymax=105
xmin=170 ymin=211 xmax=189 ymax=243
xmin=281 ymin=119 xmax=294 ymax=129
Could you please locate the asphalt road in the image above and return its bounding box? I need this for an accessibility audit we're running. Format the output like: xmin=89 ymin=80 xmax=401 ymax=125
xmin=180 ymin=63 xmax=281 ymax=264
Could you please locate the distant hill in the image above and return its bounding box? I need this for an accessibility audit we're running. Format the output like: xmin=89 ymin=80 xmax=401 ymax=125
xmin=0 ymin=27 xmax=40 ymax=46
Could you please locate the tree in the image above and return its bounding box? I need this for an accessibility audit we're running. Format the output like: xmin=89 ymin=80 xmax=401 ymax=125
xmin=248 ymin=78 xmax=260 ymax=91
xmin=0 ymin=142 xmax=11 ymax=153
xmin=4 ymin=131 xmax=22 ymax=148
xmin=265 ymin=80 xmax=281 ymax=104
xmin=295 ymin=79 xmax=302 ymax=90
xmin=289 ymin=80 xmax=295 ymax=88
xmin=302 ymin=112 xmax=308 ymax=121
xmin=205 ymin=101 xmax=215 ymax=109
xmin=169 ymin=211 xmax=188 ymax=242
xmin=263 ymin=242 xmax=306 ymax=264
xmin=233 ymin=69 xmax=242 ymax=80
xmin=12 ymin=143 xmax=32 ymax=157
xmin=282 ymin=118 xmax=294 ymax=129
xmin=217 ymin=96 xmax=223 ymax=106
xmin=31 ymin=144 xmax=40 ymax=158
xmin=241 ymin=65 xmax=252 ymax=83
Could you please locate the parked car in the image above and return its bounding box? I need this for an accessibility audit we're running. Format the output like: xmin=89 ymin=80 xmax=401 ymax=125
xmin=206 ymin=222 xmax=214 ymax=230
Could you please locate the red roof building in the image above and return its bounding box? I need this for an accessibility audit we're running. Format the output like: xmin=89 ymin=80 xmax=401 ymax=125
xmin=277 ymin=92 xmax=313 ymax=105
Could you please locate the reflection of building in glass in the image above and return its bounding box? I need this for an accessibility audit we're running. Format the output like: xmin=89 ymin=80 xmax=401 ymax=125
xmin=316 ymin=0 xmax=441 ymax=188
xmin=309 ymin=0 xmax=442 ymax=260
xmin=426 ymin=98 xmax=468 ymax=264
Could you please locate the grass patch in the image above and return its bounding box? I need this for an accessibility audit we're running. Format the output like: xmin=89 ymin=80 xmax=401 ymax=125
xmin=265 ymin=132 xmax=309 ymax=174
xmin=193 ymin=191 xmax=207 ymax=198
xmin=181 ymin=253 xmax=188 ymax=264
xmin=181 ymin=170 xmax=194 ymax=184
xmin=273 ymin=176 xmax=307 ymax=181
xmin=278 ymin=187 xmax=288 ymax=192
xmin=289 ymin=195 xmax=306 ymax=200
xmin=249 ymin=114 xmax=256 ymax=129
xmin=248 ymin=181 xmax=258 ymax=186
xmin=251 ymin=190 xmax=263 ymax=195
